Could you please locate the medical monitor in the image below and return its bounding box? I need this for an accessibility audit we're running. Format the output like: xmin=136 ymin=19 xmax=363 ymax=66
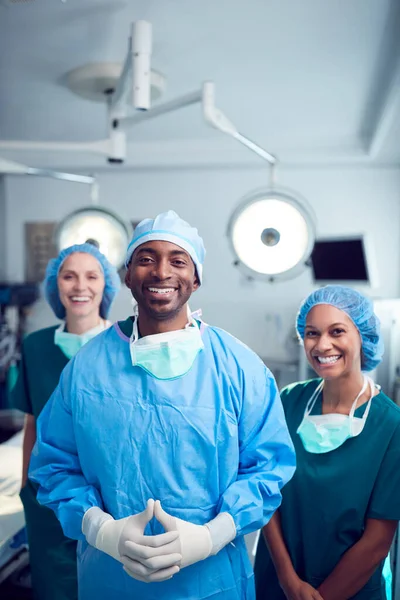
xmin=310 ymin=235 xmax=378 ymax=288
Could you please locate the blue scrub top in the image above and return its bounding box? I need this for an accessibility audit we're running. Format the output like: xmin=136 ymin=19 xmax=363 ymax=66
xmin=255 ymin=378 xmax=400 ymax=600
xmin=30 ymin=317 xmax=296 ymax=600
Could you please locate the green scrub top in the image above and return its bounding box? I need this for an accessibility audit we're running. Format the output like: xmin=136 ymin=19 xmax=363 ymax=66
xmin=11 ymin=325 xmax=78 ymax=600
xmin=254 ymin=379 xmax=400 ymax=600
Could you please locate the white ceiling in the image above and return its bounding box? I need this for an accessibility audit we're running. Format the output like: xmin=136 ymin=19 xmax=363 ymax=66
xmin=1 ymin=0 xmax=400 ymax=168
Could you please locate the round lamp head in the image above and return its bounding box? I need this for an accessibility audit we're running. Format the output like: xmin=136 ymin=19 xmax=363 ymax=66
xmin=228 ymin=188 xmax=316 ymax=281
xmin=55 ymin=206 xmax=131 ymax=270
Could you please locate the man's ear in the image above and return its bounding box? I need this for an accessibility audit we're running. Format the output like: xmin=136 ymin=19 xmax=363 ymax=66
xmin=192 ymin=273 xmax=200 ymax=291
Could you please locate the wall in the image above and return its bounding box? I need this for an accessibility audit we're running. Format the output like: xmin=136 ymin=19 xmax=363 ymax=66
xmin=4 ymin=166 xmax=400 ymax=358
xmin=0 ymin=176 xmax=6 ymax=280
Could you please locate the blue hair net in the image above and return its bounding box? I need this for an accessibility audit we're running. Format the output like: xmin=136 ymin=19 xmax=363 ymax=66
xmin=296 ymin=285 xmax=384 ymax=371
xmin=125 ymin=210 xmax=205 ymax=284
xmin=44 ymin=243 xmax=121 ymax=319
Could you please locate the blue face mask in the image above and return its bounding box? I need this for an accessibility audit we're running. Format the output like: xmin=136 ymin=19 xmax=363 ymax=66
xmin=297 ymin=376 xmax=374 ymax=454
xmin=129 ymin=312 xmax=204 ymax=380
xmin=54 ymin=321 xmax=108 ymax=359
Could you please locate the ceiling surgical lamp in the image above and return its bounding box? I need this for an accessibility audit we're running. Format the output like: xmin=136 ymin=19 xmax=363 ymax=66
xmin=228 ymin=187 xmax=316 ymax=282
xmin=0 ymin=20 xmax=296 ymax=166
xmin=54 ymin=205 xmax=132 ymax=270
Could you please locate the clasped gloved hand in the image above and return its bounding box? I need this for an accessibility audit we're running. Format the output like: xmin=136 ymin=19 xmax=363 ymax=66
xmin=83 ymin=498 xmax=237 ymax=581
xmin=83 ymin=499 xmax=182 ymax=583
xmin=154 ymin=500 xmax=237 ymax=569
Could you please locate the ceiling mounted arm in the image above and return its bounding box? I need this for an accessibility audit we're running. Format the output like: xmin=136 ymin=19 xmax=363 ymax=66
xmin=119 ymin=89 xmax=202 ymax=128
xmin=202 ymin=82 xmax=278 ymax=165
xmin=119 ymin=81 xmax=277 ymax=165
xmin=0 ymin=20 xmax=278 ymax=167
xmin=0 ymin=157 xmax=95 ymax=184
xmin=25 ymin=168 xmax=94 ymax=185
xmin=110 ymin=20 xmax=153 ymax=117
xmin=0 ymin=136 xmax=126 ymax=163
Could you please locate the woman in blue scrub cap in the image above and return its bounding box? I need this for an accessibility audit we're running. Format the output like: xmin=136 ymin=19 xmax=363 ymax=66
xmin=255 ymin=285 xmax=400 ymax=600
xmin=11 ymin=242 xmax=120 ymax=600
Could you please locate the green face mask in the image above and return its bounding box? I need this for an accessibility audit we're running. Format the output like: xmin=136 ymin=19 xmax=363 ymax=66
xmin=129 ymin=317 xmax=204 ymax=380
xmin=54 ymin=322 xmax=107 ymax=359
xmin=297 ymin=376 xmax=373 ymax=454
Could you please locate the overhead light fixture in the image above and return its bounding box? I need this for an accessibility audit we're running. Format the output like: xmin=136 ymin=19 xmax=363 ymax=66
xmin=228 ymin=188 xmax=316 ymax=281
xmin=55 ymin=207 xmax=132 ymax=270
xmin=66 ymin=62 xmax=165 ymax=105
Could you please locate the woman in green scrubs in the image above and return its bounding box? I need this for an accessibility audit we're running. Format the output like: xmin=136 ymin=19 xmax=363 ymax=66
xmin=255 ymin=285 xmax=400 ymax=600
xmin=12 ymin=242 xmax=120 ymax=600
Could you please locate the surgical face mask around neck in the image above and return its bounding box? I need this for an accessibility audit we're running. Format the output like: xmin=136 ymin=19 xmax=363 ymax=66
xmin=297 ymin=375 xmax=374 ymax=454
xmin=54 ymin=320 xmax=108 ymax=359
xmin=129 ymin=307 xmax=204 ymax=380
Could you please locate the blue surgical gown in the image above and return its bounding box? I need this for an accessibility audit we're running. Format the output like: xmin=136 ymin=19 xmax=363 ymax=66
xmin=29 ymin=318 xmax=296 ymax=600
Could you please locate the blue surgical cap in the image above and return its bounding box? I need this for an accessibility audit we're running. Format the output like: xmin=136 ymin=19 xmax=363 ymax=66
xmin=296 ymin=285 xmax=384 ymax=372
xmin=125 ymin=210 xmax=205 ymax=284
xmin=44 ymin=243 xmax=121 ymax=319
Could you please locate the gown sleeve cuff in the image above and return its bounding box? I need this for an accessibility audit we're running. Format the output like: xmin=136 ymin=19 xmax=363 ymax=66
xmin=206 ymin=512 xmax=237 ymax=555
xmin=82 ymin=506 xmax=113 ymax=547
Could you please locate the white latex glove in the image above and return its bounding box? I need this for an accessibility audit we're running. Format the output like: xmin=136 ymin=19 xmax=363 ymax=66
xmin=154 ymin=500 xmax=236 ymax=569
xmin=83 ymin=499 xmax=182 ymax=583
